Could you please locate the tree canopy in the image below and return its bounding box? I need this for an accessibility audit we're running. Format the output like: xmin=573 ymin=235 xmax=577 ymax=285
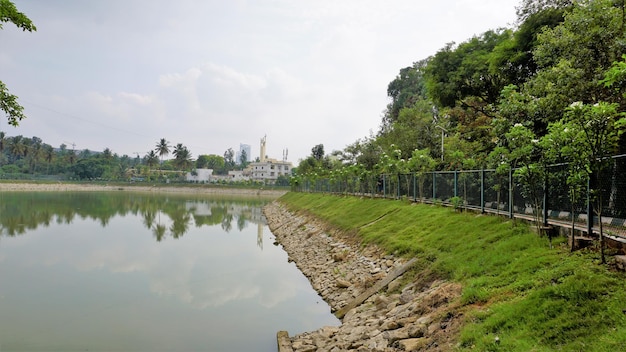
xmin=1 ymin=0 xmax=36 ymax=126
xmin=296 ymin=0 xmax=626 ymax=200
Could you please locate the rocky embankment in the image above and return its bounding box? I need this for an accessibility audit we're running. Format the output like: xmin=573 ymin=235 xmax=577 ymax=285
xmin=264 ymin=202 xmax=463 ymax=352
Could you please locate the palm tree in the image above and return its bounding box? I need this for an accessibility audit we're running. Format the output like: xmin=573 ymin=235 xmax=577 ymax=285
xmin=0 ymin=132 xmax=6 ymax=165
xmin=44 ymin=145 xmax=54 ymax=174
xmin=8 ymin=135 xmax=26 ymax=162
xmin=102 ymin=148 xmax=113 ymax=161
xmin=172 ymin=143 xmax=193 ymax=170
xmin=145 ymin=150 xmax=159 ymax=169
xmin=28 ymin=140 xmax=42 ymax=173
xmin=66 ymin=149 xmax=76 ymax=165
xmin=155 ymin=138 xmax=170 ymax=171
xmin=0 ymin=131 xmax=5 ymax=153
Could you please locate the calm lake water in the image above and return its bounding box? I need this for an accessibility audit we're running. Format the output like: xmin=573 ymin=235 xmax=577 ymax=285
xmin=0 ymin=192 xmax=339 ymax=352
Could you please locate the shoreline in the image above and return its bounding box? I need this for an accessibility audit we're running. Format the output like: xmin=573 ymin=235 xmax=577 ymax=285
xmin=263 ymin=201 xmax=462 ymax=352
xmin=0 ymin=182 xmax=287 ymax=197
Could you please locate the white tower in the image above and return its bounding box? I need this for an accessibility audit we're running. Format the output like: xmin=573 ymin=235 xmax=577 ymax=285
xmin=260 ymin=135 xmax=267 ymax=163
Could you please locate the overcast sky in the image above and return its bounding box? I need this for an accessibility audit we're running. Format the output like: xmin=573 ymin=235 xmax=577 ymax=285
xmin=2 ymin=0 xmax=519 ymax=164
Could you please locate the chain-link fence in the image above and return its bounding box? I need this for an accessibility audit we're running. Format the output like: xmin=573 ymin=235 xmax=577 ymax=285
xmin=294 ymin=155 xmax=626 ymax=238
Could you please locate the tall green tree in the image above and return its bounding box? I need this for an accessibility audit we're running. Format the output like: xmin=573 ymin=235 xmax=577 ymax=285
xmin=172 ymin=143 xmax=193 ymax=170
xmin=377 ymin=100 xmax=440 ymax=161
xmin=145 ymin=150 xmax=159 ymax=169
xmin=311 ymin=144 xmax=325 ymax=161
xmin=524 ymin=0 xmax=626 ymax=126
xmin=515 ymin=0 xmax=574 ymax=22
xmin=563 ymin=101 xmax=626 ymax=263
xmin=384 ymin=59 xmax=429 ymax=126
xmin=8 ymin=135 xmax=25 ymax=162
xmin=43 ymin=144 xmax=54 ymax=174
xmin=407 ymin=148 xmax=436 ymax=201
xmin=155 ymin=138 xmax=170 ymax=170
xmin=425 ymin=29 xmax=512 ymax=114
xmin=223 ymin=148 xmax=235 ymax=170
xmin=204 ymin=154 xmax=225 ymax=172
xmin=1 ymin=0 xmax=36 ymax=126
xmin=239 ymin=149 xmax=248 ymax=168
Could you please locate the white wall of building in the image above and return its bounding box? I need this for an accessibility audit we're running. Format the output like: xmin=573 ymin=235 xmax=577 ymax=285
xmin=185 ymin=168 xmax=213 ymax=182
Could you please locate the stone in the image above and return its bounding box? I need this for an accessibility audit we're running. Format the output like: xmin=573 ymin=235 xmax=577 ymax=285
xmin=383 ymin=327 xmax=410 ymax=343
xmin=336 ymin=278 xmax=351 ymax=288
xmin=408 ymin=323 xmax=427 ymax=338
xmin=387 ymin=278 xmax=402 ymax=292
xmin=380 ymin=320 xmax=400 ymax=330
xmin=396 ymin=338 xmax=429 ymax=351
xmin=399 ymin=290 xmax=414 ymax=304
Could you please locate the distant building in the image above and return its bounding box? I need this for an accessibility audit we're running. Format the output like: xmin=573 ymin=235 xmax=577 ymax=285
xmin=228 ymin=170 xmax=247 ymax=182
xmin=247 ymin=135 xmax=292 ymax=184
xmin=249 ymin=159 xmax=292 ymax=183
xmin=185 ymin=168 xmax=213 ymax=182
xmin=236 ymin=143 xmax=251 ymax=165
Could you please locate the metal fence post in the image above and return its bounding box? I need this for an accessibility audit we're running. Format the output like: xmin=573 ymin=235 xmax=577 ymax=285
xmin=397 ymin=174 xmax=400 ymax=199
xmin=587 ymin=174 xmax=593 ymax=236
xmin=454 ymin=170 xmax=458 ymax=198
xmin=543 ymin=175 xmax=549 ymax=227
xmin=432 ymin=172 xmax=437 ymax=201
xmin=480 ymin=169 xmax=485 ymax=214
xmin=383 ymin=174 xmax=386 ymax=199
xmin=509 ymin=168 xmax=514 ymax=219
xmin=413 ymin=173 xmax=417 ymax=202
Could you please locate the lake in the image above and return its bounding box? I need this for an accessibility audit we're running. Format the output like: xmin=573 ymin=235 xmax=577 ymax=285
xmin=0 ymin=191 xmax=339 ymax=352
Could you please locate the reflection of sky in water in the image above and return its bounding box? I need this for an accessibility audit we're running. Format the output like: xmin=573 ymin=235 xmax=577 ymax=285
xmin=0 ymin=198 xmax=338 ymax=352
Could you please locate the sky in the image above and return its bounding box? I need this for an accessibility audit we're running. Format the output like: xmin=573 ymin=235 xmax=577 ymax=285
xmin=2 ymin=0 xmax=519 ymax=165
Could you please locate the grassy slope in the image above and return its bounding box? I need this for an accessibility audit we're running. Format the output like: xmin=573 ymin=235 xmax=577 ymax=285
xmin=279 ymin=193 xmax=626 ymax=351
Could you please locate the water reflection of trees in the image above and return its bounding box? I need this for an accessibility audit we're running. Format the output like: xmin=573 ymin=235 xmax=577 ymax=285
xmin=0 ymin=192 xmax=270 ymax=241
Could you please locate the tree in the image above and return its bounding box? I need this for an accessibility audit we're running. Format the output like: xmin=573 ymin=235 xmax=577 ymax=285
xmin=43 ymin=144 xmax=54 ymax=174
xmin=384 ymin=59 xmax=429 ymax=125
xmin=377 ymin=100 xmax=440 ymax=161
xmin=311 ymin=144 xmax=325 ymax=161
xmin=145 ymin=150 xmax=159 ymax=169
xmin=541 ymin=120 xmax=585 ymax=251
xmin=28 ymin=137 xmax=42 ymax=173
xmin=70 ymin=158 xmax=106 ymax=180
xmin=376 ymin=145 xmax=403 ymax=198
xmin=195 ymin=154 xmax=210 ymax=169
xmin=102 ymin=148 xmax=113 ymax=161
xmin=1 ymin=0 xmax=36 ymax=126
xmin=204 ymin=154 xmax=225 ymax=172
xmin=425 ymin=29 xmax=511 ymax=114
xmin=492 ymin=7 xmax=566 ymax=88
xmin=563 ymin=101 xmax=626 ymax=263
xmin=239 ymin=149 xmax=248 ymax=168
xmin=407 ymin=148 xmax=436 ymax=201
xmin=155 ymin=138 xmax=170 ymax=170
xmin=523 ymin=0 xmax=626 ymax=127
xmin=0 ymin=131 xmax=5 ymax=153
xmin=506 ymin=124 xmax=547 ymax=231
xmin=172 ymin=143 xmax=193 ymax=170
xmin=8 ymin=135 xmax=26 ymax=162
xmin=515 ymin=0 xmax=574 ymax=22
xmin=223 ymin=148 xmax=235 ymax=170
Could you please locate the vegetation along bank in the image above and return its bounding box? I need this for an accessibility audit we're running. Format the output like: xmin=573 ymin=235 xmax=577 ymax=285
xmin=267 ymin=192 xmax=626 ymax=351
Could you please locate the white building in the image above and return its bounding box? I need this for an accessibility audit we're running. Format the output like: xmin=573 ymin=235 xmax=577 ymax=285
xmin=228 ymin=170 xmax=248 ymax=182
xmin=247 ymin=135 xmax=292 ymax=184
xmin=185 ymin=168 xmax=213 ymax=182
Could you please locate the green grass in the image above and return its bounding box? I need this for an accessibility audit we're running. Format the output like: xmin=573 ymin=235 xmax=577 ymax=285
xmin=279 ymin=192 xmax=626 ymax=351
